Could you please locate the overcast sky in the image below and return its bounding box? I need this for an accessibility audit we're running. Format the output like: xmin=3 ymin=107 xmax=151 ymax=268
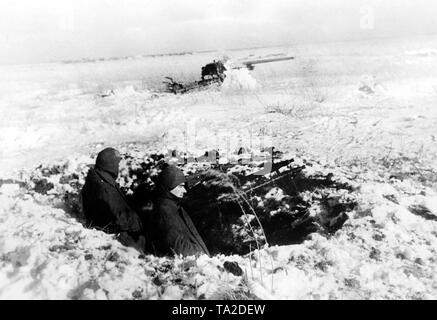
xmin=1 ymin=0 xmax=437 ymax=65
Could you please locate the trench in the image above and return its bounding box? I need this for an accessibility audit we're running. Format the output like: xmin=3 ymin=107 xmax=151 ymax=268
xmin=181 ymin=161 xmax=355 ymax=255
xmin=27 ymin=150 xmax=357 ymax=256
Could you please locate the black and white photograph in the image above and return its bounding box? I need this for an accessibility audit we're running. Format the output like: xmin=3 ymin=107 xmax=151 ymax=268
xmin=0 ymin=0 xmax=436 ymax=304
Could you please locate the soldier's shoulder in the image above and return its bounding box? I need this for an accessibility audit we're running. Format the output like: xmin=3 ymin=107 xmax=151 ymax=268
xmin=84 ymin=167 xmax=101 ymax=182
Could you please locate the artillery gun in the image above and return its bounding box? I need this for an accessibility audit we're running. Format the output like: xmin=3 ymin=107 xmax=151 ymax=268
xmin=163 ymin=55 xmax=294 ymax=94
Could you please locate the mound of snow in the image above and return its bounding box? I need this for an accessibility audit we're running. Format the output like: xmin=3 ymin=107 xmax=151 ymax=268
xmin=221 ymin=68 xmax=258 ymax=93
xmin=114 ymin=85 xmax=139 ymax=96
xmin=358 ymin=75 xmax=387 ymax=96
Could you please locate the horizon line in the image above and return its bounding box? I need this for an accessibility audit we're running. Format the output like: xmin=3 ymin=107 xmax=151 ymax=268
xmin=1 ymin=32 xmax=436 ymax=68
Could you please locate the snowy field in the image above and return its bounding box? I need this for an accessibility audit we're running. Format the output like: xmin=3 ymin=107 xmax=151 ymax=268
xmin=1 ymin=35 xmax=437 ymax=299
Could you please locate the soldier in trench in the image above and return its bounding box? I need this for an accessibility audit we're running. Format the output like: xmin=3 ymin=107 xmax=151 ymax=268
xmin=146 ymin=164 xmax=210 ymax=257
xmin=81 ymin=147 xmax=146 ymax=252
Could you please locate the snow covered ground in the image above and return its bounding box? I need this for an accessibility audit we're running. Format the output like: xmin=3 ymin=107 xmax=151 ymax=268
xmin=1 ymin=35 xmax=437 ymax=299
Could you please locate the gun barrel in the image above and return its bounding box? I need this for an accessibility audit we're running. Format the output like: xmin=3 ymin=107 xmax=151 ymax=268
xmin=242 ymin=56 xmax=294 ymax=67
